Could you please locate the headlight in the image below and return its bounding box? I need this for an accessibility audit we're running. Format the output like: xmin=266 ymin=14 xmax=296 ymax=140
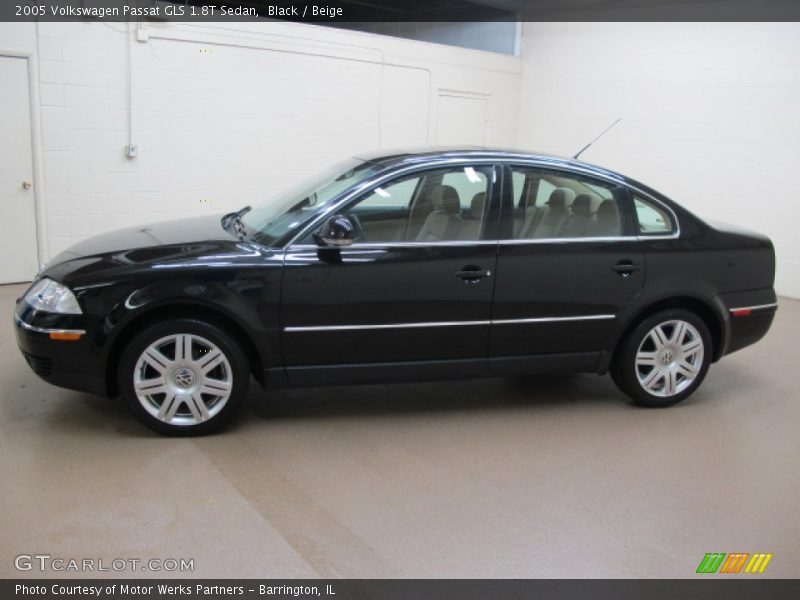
xmin=24 ymin=278 xmax=82 ymax=314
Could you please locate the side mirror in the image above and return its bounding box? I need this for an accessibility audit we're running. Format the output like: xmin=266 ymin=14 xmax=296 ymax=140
xmin=316 ymin=215 xmax=356 ymax=247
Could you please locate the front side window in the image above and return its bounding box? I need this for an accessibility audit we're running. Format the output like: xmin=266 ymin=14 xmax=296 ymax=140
xmin=242 ymin=158 xmax=383 ymax=245
xmin=335 ymin=165 xmax=492 ymax=243
xmin=509 ymin=167 xmax=625 ymax=239
xmin=633 ymin=194 xmax=674 ymax=235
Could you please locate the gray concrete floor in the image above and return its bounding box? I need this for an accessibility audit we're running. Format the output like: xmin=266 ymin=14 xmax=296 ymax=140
xmin=1 ymin=282 xmax=798 ymax=579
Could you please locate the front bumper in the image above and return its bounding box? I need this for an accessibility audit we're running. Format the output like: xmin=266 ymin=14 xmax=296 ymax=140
xmin=14 ymin=302 xmax=107 ymax=396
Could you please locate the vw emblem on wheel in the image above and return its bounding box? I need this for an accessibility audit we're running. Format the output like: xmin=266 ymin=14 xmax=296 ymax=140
xmin=173 ymin=367 xmax=195 ymax=388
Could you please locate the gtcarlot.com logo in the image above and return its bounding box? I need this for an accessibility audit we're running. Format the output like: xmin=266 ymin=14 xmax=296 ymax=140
xmin=14 ymin=554 xmax=194 ymax=573
xmin=696 ymin=552 xmax=773 ymax=574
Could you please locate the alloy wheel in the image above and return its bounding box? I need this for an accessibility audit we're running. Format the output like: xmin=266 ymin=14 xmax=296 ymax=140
xmin=635 ymin=319 xmax=704 ymax=398
xmin=133 ymin=333 xmax=233 ymax=426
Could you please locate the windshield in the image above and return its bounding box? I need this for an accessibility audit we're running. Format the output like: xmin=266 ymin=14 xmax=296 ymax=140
xmin=240 ymin=157 xmax=383 ymax=245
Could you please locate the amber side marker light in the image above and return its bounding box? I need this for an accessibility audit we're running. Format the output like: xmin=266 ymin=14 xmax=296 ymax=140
xmin=49 ymin=332 xmax=82 ymax=341
xmin=731 ymin=308 xmax=752 ymax=317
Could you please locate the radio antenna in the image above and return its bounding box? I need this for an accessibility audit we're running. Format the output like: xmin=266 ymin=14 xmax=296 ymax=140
xmin=572 ymin=118 xmax=621 ymax=160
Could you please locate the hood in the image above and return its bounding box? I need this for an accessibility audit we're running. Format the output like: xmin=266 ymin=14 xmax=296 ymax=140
xmin=41 ymin=214 xmax=277 ymax=286
xmin=51 ymin=214 xmax=237 ymax=261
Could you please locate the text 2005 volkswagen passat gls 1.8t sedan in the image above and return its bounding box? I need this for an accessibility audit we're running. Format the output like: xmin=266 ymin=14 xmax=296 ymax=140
xmin=15 ymin=148 xmax=777 ymax=435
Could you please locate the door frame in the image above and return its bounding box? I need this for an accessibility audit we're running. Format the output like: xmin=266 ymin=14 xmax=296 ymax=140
xmin=435 ymin=89 xmax=489 ymax=146
xmin=0 ymin=49 xmax=45 ymax=275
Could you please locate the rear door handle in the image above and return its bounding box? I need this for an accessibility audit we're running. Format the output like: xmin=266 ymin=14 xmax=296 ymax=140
xmin=612 ymin=260 xmax=641 ymax=277
xmin=456 ymin=265 xmax=490 ymax=283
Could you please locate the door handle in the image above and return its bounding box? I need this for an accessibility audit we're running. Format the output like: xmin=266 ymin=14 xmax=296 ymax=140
xmin=612 ymin=260 xmax=641 ymax=277
xmin=22 ymin=181 xmax=32 ymax=190
xmin=456 ymin=265 xmax=490 ymax=283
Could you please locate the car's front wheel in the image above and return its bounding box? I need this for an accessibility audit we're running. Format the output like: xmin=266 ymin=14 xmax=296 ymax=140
xmin=611 ymin=309 xmax=712 ymax=407
xmin=118 ymin=319 xmax=249 ymax=435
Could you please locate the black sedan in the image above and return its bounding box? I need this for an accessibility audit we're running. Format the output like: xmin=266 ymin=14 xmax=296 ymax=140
xmin=14 ymin=148 xmax=777 ymax=435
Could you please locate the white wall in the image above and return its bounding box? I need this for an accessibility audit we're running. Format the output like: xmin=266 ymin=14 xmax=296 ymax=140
xmin=0 ymin=21 xmax=521 ymax=263
xmin=4 ymin=20 xmax=798 ymax=298
xmin=517 ymin=22 xmax=800 ymax=298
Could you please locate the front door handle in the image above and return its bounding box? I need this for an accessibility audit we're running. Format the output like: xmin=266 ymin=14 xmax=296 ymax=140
xmin=612 ymin=260 xmax=641 ymax=277
xmin=456 ymin=265 xmax=490 ymax=283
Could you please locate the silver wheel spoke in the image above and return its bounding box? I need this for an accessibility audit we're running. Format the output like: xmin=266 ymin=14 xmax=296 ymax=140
xmin=676 ymin=360 xmax=698 ymax=379
xmin=143 ymin=348 xmax=171 ymax=373
xmin=200 ymin=380 xmax=231 ymax=395
xmin=134 ymin=333 xmax=233 ymax=427
xmin=158 ymin=394 xmax=181 ymax=422
xmin=636 ymin=351 xmax=658 ymax=366
xmin=174 ymin=334 xmax=191 ymax=362
xmin=682 ymin=338 xmax=702 ymax=356
xmin=135 ymin=379 xmax=167 ymax=395
xmin=641 ymin=368 xmax=663 ymax=391
xmin=198 ymin=350 xmax=224 ymax=373
xmin=650 ymin=326 xmax=669 ymax=350
xmin=671 ymin=321 xmax=688 ymax=345
xmin=664 ymin=369 xmax=677 ymax=395
xmin=187 ymin=393 xmax=210 ymax=422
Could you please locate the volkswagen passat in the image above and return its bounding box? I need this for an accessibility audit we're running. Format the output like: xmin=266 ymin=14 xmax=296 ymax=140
xmin=14 ymin=148 xmax=777 ymax=435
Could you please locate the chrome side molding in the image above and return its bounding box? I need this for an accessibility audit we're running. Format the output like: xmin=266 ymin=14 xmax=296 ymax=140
xmin=284 ymin=314 xmax=615 ymax=332
xmin=728 ymin=302 xmax=778 ymax=313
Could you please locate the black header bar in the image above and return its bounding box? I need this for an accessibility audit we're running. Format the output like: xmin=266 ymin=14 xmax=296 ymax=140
xmin=3 ymin=0 xmax=800 ymax=23
xmin=3 ymin=579 xmax=800 ymax=600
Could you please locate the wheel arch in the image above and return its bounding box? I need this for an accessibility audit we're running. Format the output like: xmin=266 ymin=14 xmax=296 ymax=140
xmin=602 ymin=295 xmax=725 ymax=373
xmin=104 ymin=303 xmax=265 ymax=397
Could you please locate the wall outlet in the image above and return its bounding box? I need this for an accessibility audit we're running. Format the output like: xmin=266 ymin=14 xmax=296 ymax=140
xmin=125 ymin=144 xmax=138 ymax=158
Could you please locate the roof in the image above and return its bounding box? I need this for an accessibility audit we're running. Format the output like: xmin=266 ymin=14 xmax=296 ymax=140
xmin=352 ymin=146 xmax=627 ymax=183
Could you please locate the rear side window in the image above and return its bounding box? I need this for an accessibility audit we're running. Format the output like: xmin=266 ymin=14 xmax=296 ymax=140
xmin=534 ymin=179 xmax=556 ymax=207
xmin=633 ymin=195 xmax=674 ymax=235
xmin=509 ymin=166 xmax=625 ymax=240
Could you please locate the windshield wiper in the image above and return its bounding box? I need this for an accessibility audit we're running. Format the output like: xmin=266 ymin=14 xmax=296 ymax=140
xmin=222 ymin=205 xmax=251 ymax=240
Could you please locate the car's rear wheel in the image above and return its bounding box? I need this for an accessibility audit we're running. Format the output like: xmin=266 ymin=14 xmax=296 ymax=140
xmin=118 ymin=319 xmax=249 ymax=435
xmin=611 ymin=308 xmax=711 ymax=407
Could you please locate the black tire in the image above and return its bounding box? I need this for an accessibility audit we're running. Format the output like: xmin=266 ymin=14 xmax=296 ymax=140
xmin=118 ymin=318 xmax=250 ymax=436
xmin=611 ymin=308 xmax=712 ymax=407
